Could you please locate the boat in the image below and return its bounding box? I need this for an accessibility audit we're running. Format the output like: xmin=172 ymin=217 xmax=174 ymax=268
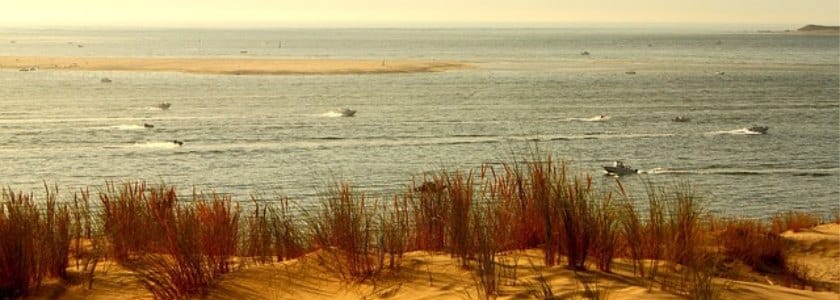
xmin=143 ymin=123 xmax=154 ymax=129
xmin=581 ymin=51 xmax=590 ymax=56
xmin=100 ymin=78 xmax=112 ymax=83
xmin=625 ymin=71 xmax=637 ymax=75
xmin=746 ymin=125 xmax=768 ymax=134
xmin=157 ymin=102 xmax=171 ymax=110
xmin=603 ymin=161 xmax=639 ymax=176
xmin=338 ymin=107 xmax=356 ymax=117
xmin=672 ymin=116 xmax=691 ymax=122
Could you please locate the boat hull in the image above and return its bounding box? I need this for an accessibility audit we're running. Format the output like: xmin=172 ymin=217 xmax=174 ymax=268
xmin=603 ymin=166 xmax=638 ymax=175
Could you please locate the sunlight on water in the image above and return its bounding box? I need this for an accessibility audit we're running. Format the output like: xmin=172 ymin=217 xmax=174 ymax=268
xmin=0 ymin=28 xmax=837 ymax=218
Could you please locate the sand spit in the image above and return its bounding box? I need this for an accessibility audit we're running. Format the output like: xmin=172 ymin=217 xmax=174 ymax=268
xmin=0 ymin=56 xmax=471 ymax=75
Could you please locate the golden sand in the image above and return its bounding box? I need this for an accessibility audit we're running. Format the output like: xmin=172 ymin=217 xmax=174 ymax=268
xmin=36 ymin=243 xmax=839 ymax=300
xmin=0 ymin=56 xmax=471 ymax=75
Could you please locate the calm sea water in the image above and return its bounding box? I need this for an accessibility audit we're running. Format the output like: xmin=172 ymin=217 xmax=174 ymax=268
xmin=0 ymin=28 xmax=838 ymax=218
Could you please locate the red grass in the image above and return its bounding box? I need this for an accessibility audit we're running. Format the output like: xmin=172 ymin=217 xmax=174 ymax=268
xmin=98 ymin=182 xmax=160 ymax=262
xmin=194 ymin=193 xmax=239 ymax=276
xmin=309 ymin=183 xmax=379 ymax=280
xmin=244 ymin=199 xmax=273 ymax=263
xmin=0 ymin=155 xmax=831 ymax=295
xmin=447 ymin=171 xmax=474 ymax=267
xmin=770 ymin=211 xmax=821 ymax=234
xmin=377 ymin=195 xmax=410 ymax=270
xmin=269 ymin=197 xmax=308 ymax=262
xmin=0 ymin=187 xmax=71 ymax=297
xmin=719 ymin=219 xmax=787 ymax=274
xmin=409 ymin=174 xmax=450 ymax=251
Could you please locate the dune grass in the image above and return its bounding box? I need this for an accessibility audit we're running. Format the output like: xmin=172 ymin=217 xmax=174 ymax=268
xmin=0 ymin=155 xmax=830 ymax=298
xmin=0 ymin=186 xmax=71 ymax=298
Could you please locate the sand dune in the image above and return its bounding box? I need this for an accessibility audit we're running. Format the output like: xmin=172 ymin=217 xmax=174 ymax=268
xmin=781 ymin=223 xmax=840 ymax=288
xmin=0 ymin=56 xmax=471 ymax=75
xmin=38 ymin=247 xmax=838 ymax=300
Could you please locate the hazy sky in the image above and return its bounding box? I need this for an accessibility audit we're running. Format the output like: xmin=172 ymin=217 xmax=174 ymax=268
xmin=1 ymin=0 xmax=838 ymax=27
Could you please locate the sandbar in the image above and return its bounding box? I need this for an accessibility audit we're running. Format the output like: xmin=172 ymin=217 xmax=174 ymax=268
xmin=0 ymin=56 xmax=471 ymax=75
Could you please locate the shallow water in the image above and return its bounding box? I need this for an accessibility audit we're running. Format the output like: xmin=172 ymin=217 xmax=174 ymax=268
xmin=0 ymin=28 xmax=837 ymax=218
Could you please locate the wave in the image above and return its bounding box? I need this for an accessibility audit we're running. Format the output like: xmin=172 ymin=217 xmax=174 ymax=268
xmin=311 ymin=137 xmax=346 ymax=140
xmin=642 ymin=167 xmax=837 ymax=177
xmin=99 ymin=124 xmax=146 ymax=131
xmin=566 ymin=115 xmax=609 ymax=122
xmin=706 ymin=128 xmax=765 ymax=135
xmin=542 ymin=133 xmax=674 ymax=141
xmin=103 ymin=141 xmax=182 ymax=149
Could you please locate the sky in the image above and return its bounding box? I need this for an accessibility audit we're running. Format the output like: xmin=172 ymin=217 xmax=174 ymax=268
xmin=1 ymin=0 xmax=837 ymax=28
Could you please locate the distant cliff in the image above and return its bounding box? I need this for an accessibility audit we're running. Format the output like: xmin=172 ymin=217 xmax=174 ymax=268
xmin=797 ymin=24 xmax=840 ymax=32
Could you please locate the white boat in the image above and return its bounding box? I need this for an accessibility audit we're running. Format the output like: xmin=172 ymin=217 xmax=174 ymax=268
xmin=603 ymin=161 xmax=639 ymax=176
xmin=672 ymin=116 xmax=691 ymax=122
xmin=338 ymin=107 xmax=356 ymax=117
xmin=746 ymin=125 xmax=768 ymax=134
xmin=157 ymin=102 xmax=171 ymax=110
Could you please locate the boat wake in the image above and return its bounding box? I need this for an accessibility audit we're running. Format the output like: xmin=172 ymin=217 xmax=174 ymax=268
xmin=566 ymin=115 xmax=610 ymax=122
xmin=641 ymin=167 xmax=837 ymax=177
xmin=319 ymin=111 xmax=345 ymax=118
xmin=101 ymin=124 xmax=145 ymax=131
xmin=706 ymin=128 xmax=765 ymax=135
xmin=542 ymin=133 xmax=674 ymax=141
xmin=103 ymin=141 xmax=182 ymax=149
xmin=319 ymin=108 xmax=356 ymax=118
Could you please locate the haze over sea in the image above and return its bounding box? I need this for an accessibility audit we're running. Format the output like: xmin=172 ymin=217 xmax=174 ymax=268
xmin=0 ymin=27 xmax=837 ymax=218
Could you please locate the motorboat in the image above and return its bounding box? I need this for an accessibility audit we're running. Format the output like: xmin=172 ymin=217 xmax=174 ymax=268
xmin=625 ymin=71 xmax=637 ymax=75
xmin=143 ymin=123 xmax=154 ymax=129
xmin=338 ymin=107 xmax=356 ymax=117
xmin=672 ymin=116 xmax=691 ymax=122
xmin=157 ymin=102 xmax=171 ymax=110
xmin=746 ymin=125 xmax=768 ymax=134
xmin=603 ymin=161 xmax=639 ymax=176
xmin=581 ymin=51 xmax=590 ymax=56
xmin=100 ymin=77 xmax=112 ymax=83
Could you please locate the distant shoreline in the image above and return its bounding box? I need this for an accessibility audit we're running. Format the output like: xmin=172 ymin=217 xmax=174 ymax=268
xmin=0 ymin=56 xmax=472 ymax=75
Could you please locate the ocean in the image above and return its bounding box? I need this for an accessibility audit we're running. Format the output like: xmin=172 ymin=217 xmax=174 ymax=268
xmin=0 ymin=27 xmax=837 ymax=218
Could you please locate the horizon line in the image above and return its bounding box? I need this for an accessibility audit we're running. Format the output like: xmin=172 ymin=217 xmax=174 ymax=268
xmin=0 ymin=21 xmax=824 ymax=30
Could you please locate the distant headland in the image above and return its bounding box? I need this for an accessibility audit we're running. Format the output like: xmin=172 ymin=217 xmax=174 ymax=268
xmin=798 ymin=24 xmax=840 ymax=32
xmin=755 ymin=24 xmax=839 ymax=35
xmin=792 ymin=24 xmax=840 ymax=35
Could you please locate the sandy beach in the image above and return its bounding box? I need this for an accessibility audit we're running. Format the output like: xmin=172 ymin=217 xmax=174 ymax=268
xmin=0 ymin=56 xmax=471 ymax=75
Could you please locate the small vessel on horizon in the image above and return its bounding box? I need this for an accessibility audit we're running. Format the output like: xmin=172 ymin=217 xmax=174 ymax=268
xmin=603 ymin=161 xmax=639 ymax=176
xmin=746 ymin=125 xmax=769 ymax=134
xmin=100 ymin=77 xmax=112 ymax=83
xmin=157 ymin=102 xmax=171 ymax=110
xmin=672 ymin=116 xmax=691 ymax=122
xmin=338 ymin=107 xmax=356 ymax=117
